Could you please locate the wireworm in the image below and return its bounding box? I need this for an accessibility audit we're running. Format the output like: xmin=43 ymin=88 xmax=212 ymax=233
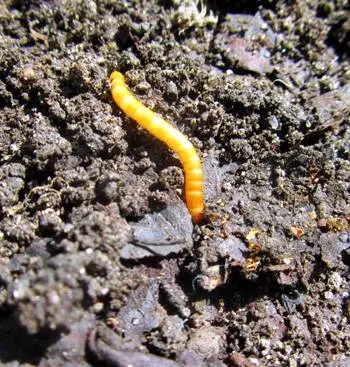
xmin=110 ymin=71 xmax=204 ymax=223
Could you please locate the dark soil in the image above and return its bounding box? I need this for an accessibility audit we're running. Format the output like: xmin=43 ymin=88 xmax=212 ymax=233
xmin=0 ymin=0 xmax=349 ymax=366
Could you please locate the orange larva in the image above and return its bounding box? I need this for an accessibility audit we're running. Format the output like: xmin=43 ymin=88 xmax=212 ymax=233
xmin=110 ymin=71 xmax=204 ymax=223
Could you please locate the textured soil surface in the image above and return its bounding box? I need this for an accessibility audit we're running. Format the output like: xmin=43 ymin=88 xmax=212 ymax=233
xmin=0 ymin=0 xmax=349 ymax=366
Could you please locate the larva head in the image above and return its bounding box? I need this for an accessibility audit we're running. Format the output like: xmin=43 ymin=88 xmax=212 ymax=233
xmin=110 ymin=71 xmax=125 ymax=86
xmin=192 ymin=211 xmax=204 ymax=224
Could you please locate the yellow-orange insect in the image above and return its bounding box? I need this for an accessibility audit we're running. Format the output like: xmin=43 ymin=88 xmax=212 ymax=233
xmin=110 ymin=71 xmax=204 ymax=223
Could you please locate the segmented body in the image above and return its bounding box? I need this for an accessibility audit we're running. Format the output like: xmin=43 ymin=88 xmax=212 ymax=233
xmin=110 ymin=71 xmax=204 ymax=223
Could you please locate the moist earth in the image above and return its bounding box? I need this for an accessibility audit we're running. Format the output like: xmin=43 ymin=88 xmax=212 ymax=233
xmin=0 ymin=0 xmax=349 ymax=366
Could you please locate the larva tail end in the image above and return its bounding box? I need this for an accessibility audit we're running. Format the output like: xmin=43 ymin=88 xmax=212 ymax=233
xmin=110 ymin=71 xmax=124 ymax=83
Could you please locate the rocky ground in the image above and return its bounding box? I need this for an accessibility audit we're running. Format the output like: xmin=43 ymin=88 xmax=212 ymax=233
xmin=0 ymin=0 xmax=349 ymax=366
